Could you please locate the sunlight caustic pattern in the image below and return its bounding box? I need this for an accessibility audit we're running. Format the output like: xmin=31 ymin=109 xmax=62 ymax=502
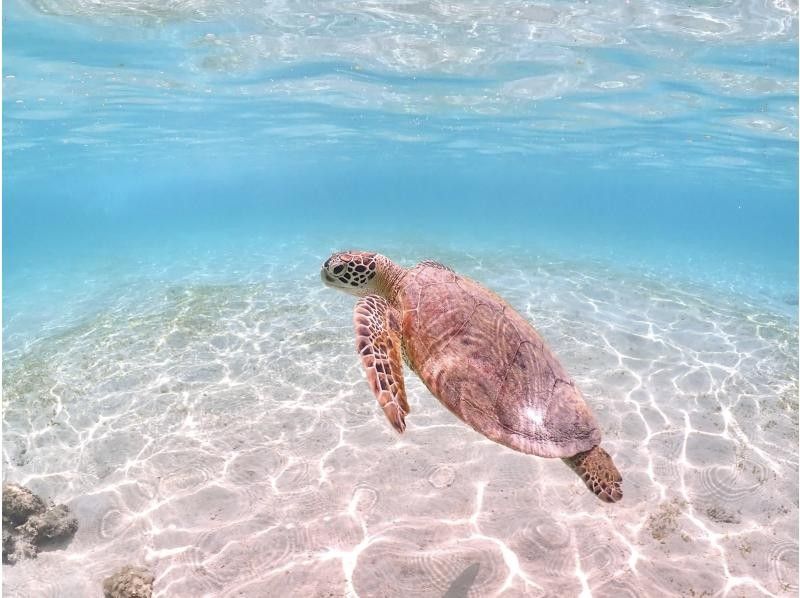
xmin=3 ymin=245 xmax=797 ymax=596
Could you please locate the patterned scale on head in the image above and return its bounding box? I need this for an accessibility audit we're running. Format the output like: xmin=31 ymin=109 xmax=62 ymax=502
xmin=321 ymin=251 xmax=379 ymax=293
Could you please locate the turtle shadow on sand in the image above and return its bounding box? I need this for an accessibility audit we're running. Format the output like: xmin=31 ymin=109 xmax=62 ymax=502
xmin=2 ymin=483 xmax=79 ymax=565
xmin=442 ymin=562 xmax=481 ymax=598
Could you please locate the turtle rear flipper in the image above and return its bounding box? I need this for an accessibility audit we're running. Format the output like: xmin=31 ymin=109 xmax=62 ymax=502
xmin=353 ymin=295 xmax=409 ymax=433
xmin=563 ymin=446 xmax=623 ymax=503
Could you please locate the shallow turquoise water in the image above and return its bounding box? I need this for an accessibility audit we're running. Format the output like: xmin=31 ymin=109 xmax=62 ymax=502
xmin=3 ymin=1 xmax=798 ymax=597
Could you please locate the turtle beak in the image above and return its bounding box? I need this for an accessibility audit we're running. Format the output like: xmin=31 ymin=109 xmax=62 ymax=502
xmin=321 ymin=268 xmax=336 ymax=287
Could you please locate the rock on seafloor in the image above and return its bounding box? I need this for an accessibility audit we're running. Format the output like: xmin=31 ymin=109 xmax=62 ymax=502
xmin=2 ymin=483 xmax=46 ymax=525
xmin=1 ymin=483 xmax=78 ymax=564
xmin=18 ymin=504 xmax=79 ymax=543
xmin=103 ymin=565 xmax=155 ymax=598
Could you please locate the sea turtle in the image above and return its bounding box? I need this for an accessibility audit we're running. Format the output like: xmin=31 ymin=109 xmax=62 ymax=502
xmin=321 ymin=251 xmax=623 ymax=503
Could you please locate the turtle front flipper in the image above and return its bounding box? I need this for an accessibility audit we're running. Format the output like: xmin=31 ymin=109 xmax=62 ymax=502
xmin=353 ymin=295 xmax=409 ymax=433
xmin=563 ymin=446 xmax=623 ymax=503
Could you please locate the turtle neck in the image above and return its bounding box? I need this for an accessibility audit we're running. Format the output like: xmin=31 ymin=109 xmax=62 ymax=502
xmin=375 ymin=254 xmax=408 ymax=306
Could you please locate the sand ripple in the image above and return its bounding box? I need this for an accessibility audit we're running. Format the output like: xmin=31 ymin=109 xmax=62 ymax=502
xmin=594 ymin=575 xmax=643 ymax=598
xmin=427 ymin=465 xmax=456 ymax=489
xmin=510 ymin=516 xmax=575 ymax=585
xmin=767 ymin=540 xmax=799 ymax=592
xmin=698 ymin=461 xmax=769 ymax=502
xmin=350 ymin=483 xmax=379 ymax=516
xmin=2 ymin=245 xmax=796 ymax=596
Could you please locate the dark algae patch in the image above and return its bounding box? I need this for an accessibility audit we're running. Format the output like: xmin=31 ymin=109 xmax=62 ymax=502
xmin=705 ymin=505 xmax=741 ymax=524
xmin=646 ymin=498 xmax=687 ymax=542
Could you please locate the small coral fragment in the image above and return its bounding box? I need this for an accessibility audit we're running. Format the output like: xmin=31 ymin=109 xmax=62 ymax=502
xmin=102 ymin=565 xmax=155 ymax=598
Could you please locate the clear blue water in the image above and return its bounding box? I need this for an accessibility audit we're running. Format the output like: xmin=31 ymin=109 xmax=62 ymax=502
xmin=3 ymin=1 xmax=798 ymax=596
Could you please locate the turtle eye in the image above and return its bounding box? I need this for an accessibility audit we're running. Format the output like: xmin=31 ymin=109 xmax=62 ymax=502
xmin=333 ymin=265 xmax=345 ymax=275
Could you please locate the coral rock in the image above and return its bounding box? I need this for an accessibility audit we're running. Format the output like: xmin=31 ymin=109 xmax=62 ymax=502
xmin=1 ymin=483 xmax=79 ymax=564
xmin=103 ymin=565 xmax=155 ymax=598
xmin=2 ymin=483 xmax=46 ymax=525
xmin=19 ymin=504 xmax=79 ymax=544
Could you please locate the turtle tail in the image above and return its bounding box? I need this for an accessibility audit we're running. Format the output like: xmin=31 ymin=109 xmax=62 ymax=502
xmin=563 ymin=446 xmax=623 ymax=503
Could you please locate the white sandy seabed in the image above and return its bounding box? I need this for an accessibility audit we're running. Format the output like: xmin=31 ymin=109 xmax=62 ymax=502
xmin=2 ymin=243 xmax=798 ymax=597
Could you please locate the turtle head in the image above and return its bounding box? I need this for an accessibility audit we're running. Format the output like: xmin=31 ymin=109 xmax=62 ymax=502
xmin=321 ymin=251 xmax=380 ymax=296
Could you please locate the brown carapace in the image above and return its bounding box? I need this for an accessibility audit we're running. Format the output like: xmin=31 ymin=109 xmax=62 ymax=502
xmin=321 ymin=251 xmax=623 ymax=503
